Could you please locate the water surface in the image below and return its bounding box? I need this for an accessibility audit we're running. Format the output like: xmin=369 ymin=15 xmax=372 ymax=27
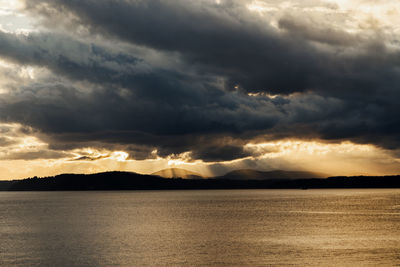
xmin=1 ymin=189 xmax=399 ymax=266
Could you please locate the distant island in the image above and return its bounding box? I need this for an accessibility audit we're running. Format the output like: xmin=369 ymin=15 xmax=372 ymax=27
xmin=0 ymin=168 xmax=400 ymax=191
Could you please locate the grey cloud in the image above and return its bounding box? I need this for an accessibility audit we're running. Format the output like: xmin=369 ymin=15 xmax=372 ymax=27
xmin=0 ymin=0 xmax=398 ymax=162
xmin=0 ymin=31 xmax=283 ymax=160
xmin=1 ymin=150 xmax=72 ymax=160
xmin=278 ymin=17 xmax=361 ymax=46
xmin=23 ymin=0 xmax=321 ymax=94
xmin=0 ymin=31 xmax=147 ymax=85
xmin=22 ymin=0 xmax=400 ymax=96
xmin=0 ymin=137 xmax=18 ymax=147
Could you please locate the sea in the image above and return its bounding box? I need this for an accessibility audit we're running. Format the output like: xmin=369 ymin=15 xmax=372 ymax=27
xmin=1 ymin=189 xmax=399 ymax=266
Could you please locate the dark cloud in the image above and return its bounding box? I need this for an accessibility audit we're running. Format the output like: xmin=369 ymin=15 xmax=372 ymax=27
xmin=72 ymin=155 xmax=109 ymax=161
xmin=191 ymin=144 xmax=251 ymax=162
xmin=23 ymin=0 xmax=320 ymax=94
xmin=22 ymin=0 xmax=400 ymax=96
xmin=0 ymin=0 xmax=398 ymax=162
xmin=0 ymin=30 xmax=281 ymax=160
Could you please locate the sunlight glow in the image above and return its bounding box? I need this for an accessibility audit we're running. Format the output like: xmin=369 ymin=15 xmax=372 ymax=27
xmin=0 ymin=123 xmax=399 ymax=179
xmin=0 ymin=123 xmax=48 ymax=159
xmin=167 ymin=152 xmax=195 ymax=167
xmin=110 ymin=151 xmax=129 ymax=162
xmin=245 ymin=0 xmax=400 ymax=44
xmin=247 ymin=1 xmax=278 ymax=13
xmin=245 ymin=140 xmax=375 ymax=158
xmin=244 ymin=140 xmax=399 ymax=176
xmin=0 ymin=0 xmax=35 ymax=34
xmin=247 ymin=92 xmax=280 ymax=98
xmin=0 ymin=59 xmax=13 ymax=68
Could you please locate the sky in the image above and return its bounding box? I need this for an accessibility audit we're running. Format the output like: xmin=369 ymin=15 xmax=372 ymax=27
xmin=0 ymin=0 xmax=400 ymax=179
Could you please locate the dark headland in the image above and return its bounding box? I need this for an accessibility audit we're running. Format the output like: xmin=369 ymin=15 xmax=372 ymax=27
xmin=1 ymin=169 xmax=400 ymax=191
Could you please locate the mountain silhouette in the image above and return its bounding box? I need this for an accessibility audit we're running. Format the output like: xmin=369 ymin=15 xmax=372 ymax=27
xmin=152 ymin=168 xmax=203 ymax=179
xmin=1 ymin=170 xmax=400 ymax=191
xmin=217 ymin=169 xmax=326 ymax=180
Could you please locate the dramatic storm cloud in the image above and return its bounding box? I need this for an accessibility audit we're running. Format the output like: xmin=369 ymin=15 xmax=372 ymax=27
xmin=0 ymin=0 xmax=400 ymax=178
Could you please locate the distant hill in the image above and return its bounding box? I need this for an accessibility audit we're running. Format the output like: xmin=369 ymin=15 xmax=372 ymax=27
xmin=152 ymin=168 xmax=203 ymax=179
xmin=1 ymin=171 xmax=400 ymax=191
xmin=1 ymin=172 xmax=165 ymax=191
xmin=217 ymin=169 xmax=326 ymax=180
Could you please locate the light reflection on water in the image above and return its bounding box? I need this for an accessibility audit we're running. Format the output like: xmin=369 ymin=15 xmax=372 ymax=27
xmin=1 ymin=189 xmax=399 ymax=266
